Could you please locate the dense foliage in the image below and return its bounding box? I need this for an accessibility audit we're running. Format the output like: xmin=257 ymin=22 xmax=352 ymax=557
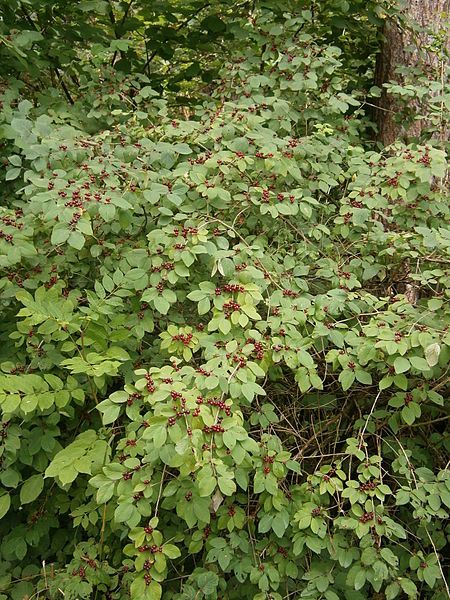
xmin=0 ymin=1 xmax=449 ymax=599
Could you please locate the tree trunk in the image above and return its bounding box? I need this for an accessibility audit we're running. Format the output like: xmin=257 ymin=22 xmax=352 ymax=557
xmin=375 ymin=1 xmax=450 ymax=305
xmin=375 ymin=0 xmax=450 ymax=145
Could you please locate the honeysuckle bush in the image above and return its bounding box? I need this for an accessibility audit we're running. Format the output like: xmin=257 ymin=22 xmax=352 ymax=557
xmin=0 ymin=5 xmax=449 ymax=600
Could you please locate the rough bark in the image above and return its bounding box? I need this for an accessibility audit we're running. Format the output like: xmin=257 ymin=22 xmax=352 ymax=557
xmin=375 ymin=0 xmax=450 ymax=145
xmin=375 ymin=1 xmax=450 ymax=305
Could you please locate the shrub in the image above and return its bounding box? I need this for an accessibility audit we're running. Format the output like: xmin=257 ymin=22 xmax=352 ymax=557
xmin=0 ymin=6 xmax=449 ymax=600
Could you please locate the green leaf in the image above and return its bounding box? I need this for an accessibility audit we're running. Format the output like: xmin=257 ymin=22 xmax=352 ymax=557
xmin=0 ymin=493 xmax=11 ymax=519
xmin=399 ymin=578 xmax=417 ymax=597
xmin=401 ymin=405 xmax=415 ymax=425
xmin=425 ymin=343 xmax=440 ymax=367
xmin=198 ymin=476 xmax=216 ymax=497
xmin=385 ymin=582 xmax=401 ymax=600
xmin=218 ymin=477 xmax=236 ymax=496
xmin=355 ymin=370 xmax=372 ymax=384
xmin=68 ymin=231 xmax=85 ymax=250
xmin=6 ymin=168 xmax=21 ymax=181
xmin=394 ymin=356 xmax=410 ymax=374
xmin=339 ymin=369 xmax=355 ymax=391
xmin=409 ymin=356 xmax=431 ymax=371
xmin=271 ymin=512 xmax=288 ymax=537
xmin=154 ymin=296 xmax=170 ymax=315
xmin=162 ymin=544 xmax=181 ymax=559
xmin=201 ymin=15 xmax=227 ymax=33
xmin=114 ymin=501 xmax=135 ymax=523
xmin=20 ymin=475 xmax=44 ymax=504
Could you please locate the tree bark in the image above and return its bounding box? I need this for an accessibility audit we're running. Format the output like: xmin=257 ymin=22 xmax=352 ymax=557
xmin=375 ymin=1 xmax=450 ymax=305
xmin=375 ymin=0 xmax=450 ymax=145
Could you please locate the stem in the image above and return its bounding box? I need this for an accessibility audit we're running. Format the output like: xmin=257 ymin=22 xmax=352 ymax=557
xmin=154 ymin=466 xmax=166 ymax=517
xmin=54 ymin=67 xmax=74 ymax=104
xmin=110 ymin=0 xmax=135 ymax=66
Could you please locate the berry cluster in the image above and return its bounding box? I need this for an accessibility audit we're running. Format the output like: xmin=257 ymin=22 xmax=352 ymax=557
xmin=350 ymin=200 xmax=364 ymax=208
xmin=282 ymin=289 xmax=298 ymax=298
xmin=202 ymin=444 xmax=217 ymax=452
xmin=203 ymin=424 xmax=225 ymax=434
xmin=359 ymin=481 xmax=377 ymax=492
xmin=7 ymin=273 xmax=23 ymax=287
xmin=45 ymin=274 xmax=58 ymax=289
xmin=263 ymin=455 xmax=274 ymax=474
xmin=143 ymin=559 xmax=154 ymax=570
xmin=246 ymin=339 xmax=264 ymax=360
xmin=386 ymin=171 xmax=402 ymax=187
xmin=145 ymin=374 xmax=155 ymax=393
xmin=228 ymin=353 xmax=247 ymax=368
xmin=223 ymin=300 xmax=240 ymax=318
xmin=199 ymin=396 xmax=232 ymax=417
xmin=188 ymin=151 xmax=212 ymax=165
xmin=417 ymin=147 xmax=431 ymax=166
xmin=151 ymin=262 xmax=174 ymax=272
xmin=71 ymin=567 xmax=86 ymax=579
xmin=1 ymin=215 xmax=23 ymax=229
xmin=0 ymin=230 xmax=13 ymax=243
xmin=138 ymin=544 xmax=163 ymax=554
xmin=338 ymin=270 xmax=351 ymax=280
xmin=0 ymin=421 xmax=10 ymax=441
xmin=222 ymin=283 xmax=245 ymax=293
xmin=29 ymin=506 xmax=45 ymax=524
xmin=196 ymin=367 xmax=211 ymax=376
xmin=168 ymin=394 xmax=190 ymax=426
xmin=173 ymin=226 xmax=198 ymax=238
xmin=235 ymin=262 xmax=247 ymax=271
xmin=65 ymin=197 xmax=83 ymax=208
xmin=167 ymin=415 xmax=177 ymax=427
xmin=69 ymin=211 xmax=82 ymax=229
xmin=359 ymin=511 xmax=374 ymax=523
xmin=172 ymin=332 xmax=193 ymax=346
